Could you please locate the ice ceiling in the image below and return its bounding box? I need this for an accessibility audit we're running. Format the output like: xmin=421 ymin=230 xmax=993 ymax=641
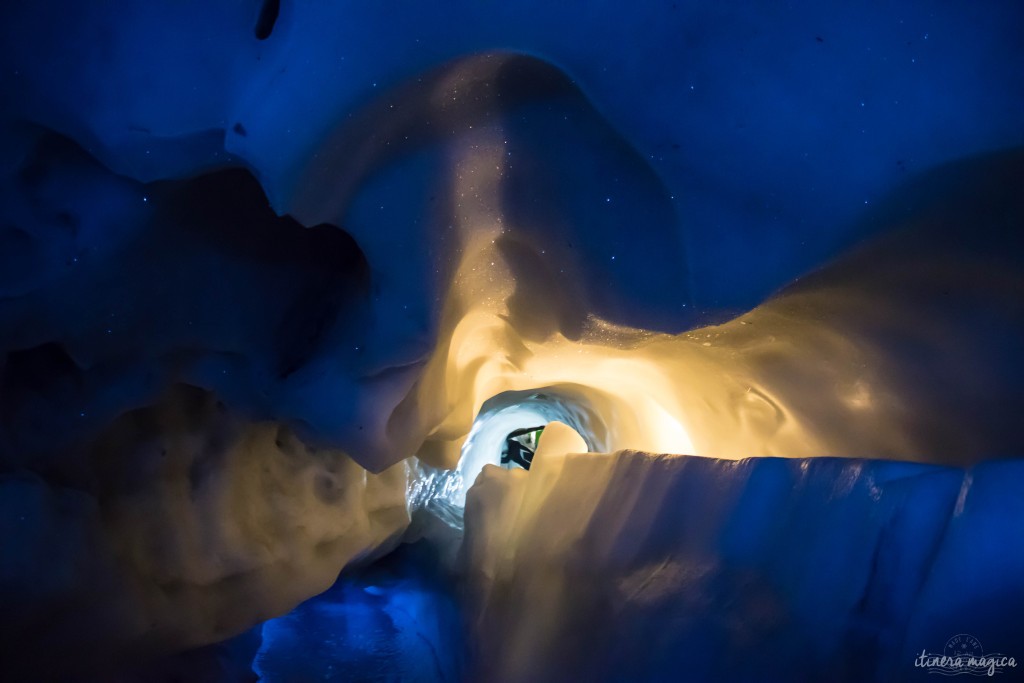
xmin=1 ymin=0 xmax=1023 ymax=681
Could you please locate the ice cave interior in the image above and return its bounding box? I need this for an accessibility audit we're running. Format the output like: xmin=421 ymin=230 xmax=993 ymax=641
xmin=0 ymin=1 xmax=1023 ymax=681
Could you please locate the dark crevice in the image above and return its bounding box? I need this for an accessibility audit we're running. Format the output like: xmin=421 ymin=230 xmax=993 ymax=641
xmin=254 ymin=0 xmax=280 ymax=40
xmin=157 ymin=167 xmax=371 ymax=380
xmin=1 ymin=342 xmax=82 ymax=437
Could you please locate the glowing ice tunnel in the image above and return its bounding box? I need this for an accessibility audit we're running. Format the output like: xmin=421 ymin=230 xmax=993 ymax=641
xmin=456 ymin=390 xmax=594 ymax=505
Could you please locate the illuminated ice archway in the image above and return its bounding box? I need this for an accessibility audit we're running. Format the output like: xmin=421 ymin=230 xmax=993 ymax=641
xmin=454 ymin=389 xmax=597 ymax=505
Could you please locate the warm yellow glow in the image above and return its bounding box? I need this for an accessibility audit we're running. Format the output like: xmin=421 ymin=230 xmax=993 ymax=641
xmin=389 ymin=119 xmax=912 ymax=472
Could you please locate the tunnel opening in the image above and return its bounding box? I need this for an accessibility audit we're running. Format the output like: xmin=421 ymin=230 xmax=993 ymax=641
xmin=407 ymin=392 xmax=592 ymax=537
xmin=453 ymin=389 xmax=597 ymax=504
xmin=501 ymin=425 xmax=545 ymax=470
xmin=254 ymin=0 xmax=280 ymax=40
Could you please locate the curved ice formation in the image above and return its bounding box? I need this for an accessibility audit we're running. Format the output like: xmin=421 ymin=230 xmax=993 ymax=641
xmin=409 ymin=147 xmax=1024 ymax=473
xmin=0 ymin=0 xmax=1022 ymax=679
xmin=0 ymin=386 xmax=410 ymax=677
xmin=455 ymin=393 xmax=599 ymax=504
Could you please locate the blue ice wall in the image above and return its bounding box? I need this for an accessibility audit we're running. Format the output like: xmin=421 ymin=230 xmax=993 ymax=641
xmin=2 ymin=0 xmax=1022 ymax=312
xmin=464 ymin=452 xmax=1024 ymax=682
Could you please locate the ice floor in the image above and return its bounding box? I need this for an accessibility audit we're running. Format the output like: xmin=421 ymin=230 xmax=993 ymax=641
xmin=253 ymin=542 xmax=464 ymax=683
xmin=244 ymin=451 xmax=1024 ymax=682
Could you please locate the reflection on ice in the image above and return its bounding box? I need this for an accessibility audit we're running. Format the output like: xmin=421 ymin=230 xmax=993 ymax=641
xmin=407 ymin=460 xmax=464 ymax=531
